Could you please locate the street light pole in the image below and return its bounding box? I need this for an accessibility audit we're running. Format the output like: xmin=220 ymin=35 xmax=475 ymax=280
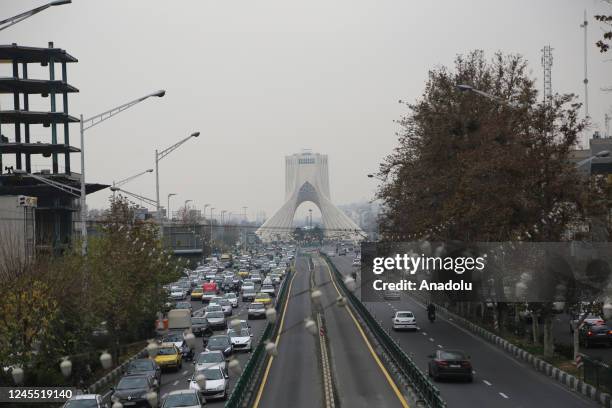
xmin=167 ymin=193 xmax=176 ymax=221
xmin=210 ymin=207 xmax=215 ymax=248
xmin=0 ymin=0 xmax=71 ymax=32
xmin=155 ymin=131 xmax=200 ymax=236
xmin=80 ymin=89 xmax=165 ymax=255
xmin=113 ymin=168 xmax=153 ymax=198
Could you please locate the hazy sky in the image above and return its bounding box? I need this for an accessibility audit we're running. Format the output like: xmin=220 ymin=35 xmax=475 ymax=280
xmin=1 ymin=0 xmax=611 ymax=221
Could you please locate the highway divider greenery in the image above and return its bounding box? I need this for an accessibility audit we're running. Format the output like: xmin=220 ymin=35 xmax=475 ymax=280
xmin=321 ymin=252 xmax=446 ymax=408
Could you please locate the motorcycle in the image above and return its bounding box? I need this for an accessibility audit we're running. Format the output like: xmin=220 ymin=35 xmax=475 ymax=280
xmin=428 ymin=311 xmax=436 ymax=323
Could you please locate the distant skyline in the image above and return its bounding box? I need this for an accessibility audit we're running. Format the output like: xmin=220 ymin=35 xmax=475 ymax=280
xmin=1 ymin=0 xmax=611 ymax=220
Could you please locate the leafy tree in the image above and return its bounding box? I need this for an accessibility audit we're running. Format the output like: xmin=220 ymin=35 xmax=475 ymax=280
xmin=376 ymin=51 xmax=586 ymax=357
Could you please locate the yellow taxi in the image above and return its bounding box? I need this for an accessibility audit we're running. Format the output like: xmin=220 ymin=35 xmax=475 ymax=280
xmin=154 ymin=343 xmax=182 ymax=371
xmin=190 ymin=287 xmax=203 ymax=300
xmin=238 ymin=270 xmax=249 ymax=278
xmin=254 ymin=292 xmax=272 ymax=306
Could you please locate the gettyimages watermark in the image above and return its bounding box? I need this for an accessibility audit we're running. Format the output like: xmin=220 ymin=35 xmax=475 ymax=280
xmin=359 ymin=241 xmax=612 ymax=303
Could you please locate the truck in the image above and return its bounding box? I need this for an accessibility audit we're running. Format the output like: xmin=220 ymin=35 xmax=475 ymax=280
xmin=167 ymin=309 xmax=192 ymax=332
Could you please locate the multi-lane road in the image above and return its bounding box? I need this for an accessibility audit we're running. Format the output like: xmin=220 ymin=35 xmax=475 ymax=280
xmin=157 ymin=294 xmax=268 ymax=407
xmin=330 ymin=253 xmax=600 ymax=408
xmin=254 ymin=251 xmax=409 ymax=407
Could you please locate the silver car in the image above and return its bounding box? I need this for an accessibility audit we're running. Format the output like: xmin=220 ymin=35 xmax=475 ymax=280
xmin=205 ymin=311 xmax=227 ymax=330
xmin=62 ymin=394 xmax=109 ymax=408
xmin=248 ymin=302 xmax=266 ymax=319
xmin=194 ymin=350 xmax=227 ymax=371
xmin=162 ymin=389 xmax=205 ymax=408
xmin=217 ymin=299 xmax=233 ymax=316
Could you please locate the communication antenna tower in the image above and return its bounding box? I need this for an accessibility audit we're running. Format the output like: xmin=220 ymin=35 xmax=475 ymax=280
xmin=541 ymin=45 xmax=553 ymax=106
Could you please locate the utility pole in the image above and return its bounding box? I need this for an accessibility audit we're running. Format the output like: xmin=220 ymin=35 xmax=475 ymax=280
xmin=581 ymin=10 xmax=589 ymax=122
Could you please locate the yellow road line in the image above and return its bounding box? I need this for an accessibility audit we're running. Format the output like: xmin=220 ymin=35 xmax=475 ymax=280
xmin=322 ymin=258 xmax=410 ymax=408
xmin=252 ymin=262 xmax=299 ymax=408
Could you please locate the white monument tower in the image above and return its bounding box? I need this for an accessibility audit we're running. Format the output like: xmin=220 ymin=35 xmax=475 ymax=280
xmin=257 ymin=150 xmax=364 ymax=241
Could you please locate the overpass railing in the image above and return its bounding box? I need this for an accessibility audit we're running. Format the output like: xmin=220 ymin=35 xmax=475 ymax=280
xmin=321 ymin=252 xmax=446 ymax=408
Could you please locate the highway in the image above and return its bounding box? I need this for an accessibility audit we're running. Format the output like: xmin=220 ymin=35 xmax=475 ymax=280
xmin=157 ymin=294 xmax=269 ymax=407
xmin=255 ymin=251 xmax=409 ymax=408
xmin=330 ymin=253 xmax=599 ymax=408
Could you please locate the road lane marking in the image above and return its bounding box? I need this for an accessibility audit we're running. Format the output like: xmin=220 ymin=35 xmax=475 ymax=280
xmin=252 ymin=264 xmax=299 ymax=408
xmin=429 ymin=338 xmax=435 ymax=342
xmin=323 ymin=259 xmax=410 ymax=408
xmin=437 ymin=344 xmax=443 ymax=348
xmin=172 ymin=380 xmax=179 ymax=386
xmin=182 ymin=370 xmax=188 ymax=375
xmin=499 ymin=392 xmax=509 ymax=399
xmin=422 ymin=332 xmax=427 ymax=336
xmin=483 ymin=380 xmax=492 ymax=386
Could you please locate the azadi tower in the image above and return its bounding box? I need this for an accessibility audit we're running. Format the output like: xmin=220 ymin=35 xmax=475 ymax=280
xmin=256 ymin=151 xmax=364 ymax=241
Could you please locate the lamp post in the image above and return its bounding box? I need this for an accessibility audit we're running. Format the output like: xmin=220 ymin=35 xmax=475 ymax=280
xmin=80 ymin=90 xmax=165 ymax=255
xmin=112 ymin=168 xmax=153 ymax=198
xmin=184 ymin=200 xmax=192 ymax=222
xmin=210 ymin=207 xmax=215 ymax=248
xmin=0 ymin=0 xmax=71 ymax=32
xmin=456 ymin=84 xmax=519 ymax=108
xmin=221 ymin=210 xmax=227 ymax=225
xmin=576 ymin=150 xmax=610 ymax=168
xmin=167 ymin=193 xmax=176 ymax=221
xmin=155 ymin=132 xmax=200 ymax=236
xmin=203 ymin=204 xmax=210 ymax=221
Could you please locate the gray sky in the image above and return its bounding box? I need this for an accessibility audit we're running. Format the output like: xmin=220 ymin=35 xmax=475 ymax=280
xmin=1 ymin=0 xmax=611 ymax=221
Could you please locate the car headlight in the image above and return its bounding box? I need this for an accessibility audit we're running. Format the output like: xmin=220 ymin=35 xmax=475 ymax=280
xmin=215 ymin=384 xmax=225 ymax=391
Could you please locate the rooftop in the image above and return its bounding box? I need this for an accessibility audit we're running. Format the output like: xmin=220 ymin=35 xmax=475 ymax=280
xmin=0 ymin=44 xmax=77 ymax=64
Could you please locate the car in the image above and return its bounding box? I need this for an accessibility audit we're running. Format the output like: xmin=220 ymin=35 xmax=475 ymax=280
xmin=202 ymin=290 xmax=217 ymax=303
xmin=249 ymin=274 xmax=262 ymax=285
xmin=194 ymin=350 xmax=227 ymax=372
xmin=125 ymin=358 xmax=161 ymax=387
xmin=260 ymin=284 xmax=276 ymax=297
xmin=205 ymin=335 xmax=233 ymax=357
xmin=224 ymin=292 xmax=239 ymax=308
xmin=338 ymin=249 xmax=347 ymax=256
xmin=204 ymin=311 xmax=227 ymax=330
xmin=154 ymin=343 xmax=183 ymax=371
xmin=161 ymin=389 xmax=205 ymax=408
xmin=189 ymin=366 xmax=229 ymax=401
xmin=383 ymin=290 xmax=401 ymax=300
xmin=217 ymin=299 xmax=233 ymax=316
xmin=254 ymin=292 xmax=272 ymax=306
xmin=427 ymin=350 xmax=473 ymax=382
xmin=242 ymin=290 xmax=256 ymax=302
xmin=62 ymin=394 xmax=109 ymax=408
xmin=190 ymin=287 xmax=204 ymax=300
xmin=248 ymin=302 xmax=267 ymax=319
xmin=170 ymin=286 xmax=187 ymax=300
xmin=241 ymin=282 xmax=255 ymax=293
xmin=579 ymin=324 xmax=612 ymax=348
xmin=352 ymin=258 xmax=360 ymax=266
xmin=227 ymin=327 xmax=253 ymax=352
xmin=111 ymin=374 xmax=158 ymax=407
xmin=205 ymin=304 xmax=223 ymax=314
xmin=175 ymin=301 xmax=193 ymax=314
xmin=238 ymin=270 xmax=249 ymax=278
xmin=191 ymin=316 xmax=214 ymax=337
xmin=570 ymin=314 xmax=605 ymax=333
xmin=227 ymin=319 xmax=250 ymax=332
xmin=162 ymin=331 xmax=185 ymax=349
xmin=392 ymin=311 xmax=417 ymax=331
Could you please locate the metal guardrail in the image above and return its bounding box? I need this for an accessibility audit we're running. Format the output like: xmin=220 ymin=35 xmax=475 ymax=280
xmin=225 ymin=267 xmax=293 ymax=408
xmin=321 ymin=253 xmax=446 ymax=408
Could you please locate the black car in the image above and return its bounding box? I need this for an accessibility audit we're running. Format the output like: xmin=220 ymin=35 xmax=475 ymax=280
xmin=205 ymin=335 xmax=233 ymax=357
xmin=580 ymin=324 xmax=612 ymax=348
xmin=111 ymin=374 xmax=158 ymax=407
xmin=427 ymin=350 xmax=473 ymax=382
xmin=125 ymin=359 xmax=161 ymax=388
xmin=192 ymin=316 xmax=214 ymax=337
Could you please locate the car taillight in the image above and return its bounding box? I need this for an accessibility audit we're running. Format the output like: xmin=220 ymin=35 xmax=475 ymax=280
xmin=587 ymin=331 xmax=593 ymax=336
xmin=608 ymin=330 xmax=612 ymax=335
xmin=435 ymin=360 xmax=448 ymax=367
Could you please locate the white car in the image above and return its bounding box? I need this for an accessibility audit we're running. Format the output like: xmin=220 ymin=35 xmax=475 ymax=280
xmin=352 ymin=258 xmax=361 ymax=266
xmin=224 ymin=293 xmax=238 ymax=308
xmin=170 ymin=286 xmax=187 ymax=300
xmin=189 ymin=366 xmax=229 ymax=400
xmin=62 ymin=394 xmax=109 ymax=408
xmin=242 ymin=282 xmax=255 ymax=293
xmin=392 ymin=311 xmax=417 ymax=331
xmin=161 ymin=389 xmax=204 ymax=408
xmin=261 ymin=284 xmax=276 ymax=297
xmin=227 ymin=327 xmax=252 ymax=352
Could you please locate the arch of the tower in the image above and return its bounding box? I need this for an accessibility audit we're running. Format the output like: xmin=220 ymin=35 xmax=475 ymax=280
xmin=257 ymin=180 xmax=364 ymax=241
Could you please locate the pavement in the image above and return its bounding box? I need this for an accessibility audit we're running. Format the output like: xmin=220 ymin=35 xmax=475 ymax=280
xmin=156 ymin=292 xmax=269 ymax=407
xmin=330 ymin=252 xmax=600 ymax=408
xmin=254 ymin=254 xmax=323 ymax=408
xmin=254 ymin=251 xmax=409 ymax=408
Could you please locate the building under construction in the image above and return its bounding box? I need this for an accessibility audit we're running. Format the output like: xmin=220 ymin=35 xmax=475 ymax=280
xmin=0 ymin=42 xmax=107 ymax=253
